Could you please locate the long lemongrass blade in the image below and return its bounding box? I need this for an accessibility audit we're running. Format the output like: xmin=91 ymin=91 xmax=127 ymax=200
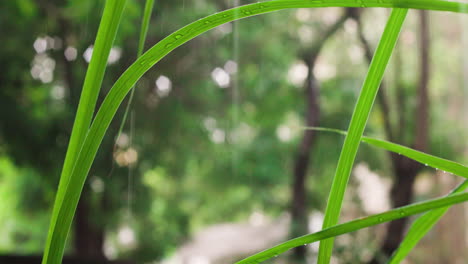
xmin=318 ymin=9 xmax=408 ymax=263
xmin=304 ymin=127 xmax=468 ymax=178
xmin=42 ymin=0 xmax=127 ymax=263
xmin=236 ymin=192 xmax=468 ymax=264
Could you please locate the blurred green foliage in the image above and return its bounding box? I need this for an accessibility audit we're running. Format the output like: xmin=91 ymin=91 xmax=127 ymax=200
xmin=0 ymin=1 xmax=466 ymax=263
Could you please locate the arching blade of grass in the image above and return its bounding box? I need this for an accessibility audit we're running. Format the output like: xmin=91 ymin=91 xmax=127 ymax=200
xmin=304 ymin=127 xmax=468 ymax=179
xmin=318 ymin=9 xmax=408 ymax=263
xmin=389 ymin=179 xmax=468 ymax=263
xmin=235 ymin=192 xmax=468 ymax=264
xmin=42 ymin=0 xmax=127 ymax=263
xmin=43 ymin=0 xmax=468 ymax=263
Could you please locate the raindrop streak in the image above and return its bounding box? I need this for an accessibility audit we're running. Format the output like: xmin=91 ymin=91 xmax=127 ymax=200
xmin=127 ymin=111 xmax=135 ymax=219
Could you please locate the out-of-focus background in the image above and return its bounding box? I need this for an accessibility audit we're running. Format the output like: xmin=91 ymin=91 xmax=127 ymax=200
xmin=0 ymin=1 xmax=467 ymax=263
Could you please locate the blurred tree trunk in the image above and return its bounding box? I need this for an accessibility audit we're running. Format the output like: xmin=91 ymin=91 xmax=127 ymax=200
xmin=376 ymin=155 xmax=422 ymax=261
xmin=353 ymin=9 xmax=430 ymax=263
xmin=378 ymin=10 xmax=430 ymax=261
xmin=290 ymin=12 xmax=349 ymax=263
xmin=75 ymin=193 xmax=106 ymax=259
xmin=290 ymin=55 xmax=320 ymax=263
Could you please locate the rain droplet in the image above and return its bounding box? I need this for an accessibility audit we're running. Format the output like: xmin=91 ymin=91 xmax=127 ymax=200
xmin=139 ymin=58 xmax=151 ymax=66
xmin=378 ymin=217 xmax=384 ymax=222
xmin=174 ymin=34 xmax=183 ymax=39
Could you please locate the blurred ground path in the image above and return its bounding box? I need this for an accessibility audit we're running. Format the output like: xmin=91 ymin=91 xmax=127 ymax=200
xmin=161 ymin=214 xmax=290 ymax=264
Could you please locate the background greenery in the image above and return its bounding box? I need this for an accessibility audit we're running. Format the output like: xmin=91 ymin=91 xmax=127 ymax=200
xmin=0 ymin=0 xmax=467 ymax=263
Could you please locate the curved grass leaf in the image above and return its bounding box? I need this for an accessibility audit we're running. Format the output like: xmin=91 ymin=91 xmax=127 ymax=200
xmin=235 ymin=192 xmax=468 ymax=264
xmin=304 ymin=126 xmax=468 ymax=179
xmin=318 ymin=9 xmax=408 ymax=263
xmin=44 ymin=0 xmax=468 ymax=263
xmin=42 ymin=0 xmax=127 ymax=263
xmin=389 ymin=179 xmax=468 ymax=263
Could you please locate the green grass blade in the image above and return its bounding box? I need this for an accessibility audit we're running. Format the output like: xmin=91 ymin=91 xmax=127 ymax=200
xmin=42 ymin=0 xmax=127 ymax=263
xmin=318 ymin=9 xmax=408 ymax=263
xmin=115 ymin=0 xmax=155 ymax=139
xmin=43 ymin=1 xmax=468 ymax=263
xmin=365 ymin=136 xmax=468 ymax=178
xmin=304 ymin=127 xmax=468 ymax=179
xmin=236 ymin=192 xmax=468 ymax=264
xmin=137 ymin=0 xmax=155 ymax=56
xmin=389 ymin=179 xmax=468 ymax=264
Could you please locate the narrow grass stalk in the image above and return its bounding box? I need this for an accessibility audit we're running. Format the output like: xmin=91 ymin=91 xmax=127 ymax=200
xmin=115 ymin=0 xmax=155 ymax=140
xmin=236 ymin=192 xmax=468 ymax=264
xmin=389 ymin=179 xmax=468 ymax=263
xmin=318 ymin=9 xmax=408 ymax=263
xmin=304 ymin=127 xmax=468 ymax=179
xmin=42 ymin=1 xmax=127 ymax=263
